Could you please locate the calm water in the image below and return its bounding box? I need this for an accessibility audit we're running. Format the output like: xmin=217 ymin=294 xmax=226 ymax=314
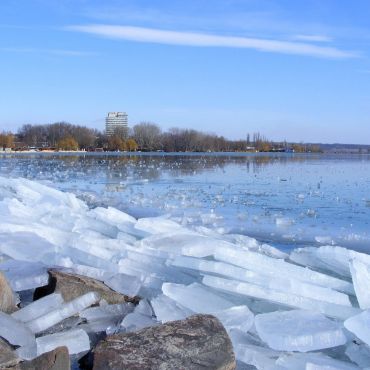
xmin=1 ymin=152 xmax=370 ymax=252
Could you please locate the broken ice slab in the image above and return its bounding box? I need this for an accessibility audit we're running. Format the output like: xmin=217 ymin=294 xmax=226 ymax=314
xmin=11 ymin=293 xmax=64 ymax=323
xmin=0 ymin=259 xmax=49 ymax=291
xmin=276 ymin=352 xmax=360 ymax=370
xmin=214 ymin=247 xmax=354 ymax=295
xmin=290 ymin=245 xmax=370 ymax=279
xmin=36 ymin=328 xmax=90 ymax=356
xmin=134 ymin=216 xmax=188 ymax=235
xmin=234 ymin=343 xmax=280 ymax=369
xmin=214 ymin=306 xmax=254 ymax=334
xmin=104 ymin=273 xmax=141 ymax=297
xmin=162 ymin=282 xmax=233 ymax=313
xmin=170 ymin=256 xmax=352 ymax=307
xmin=138 ymin=232 xmax=234 ymax=258
xmin=0 ymin=311 xmax=35 ymax=348
xmin=151 ymin=294 xmax=193 ymax=323
xmin=26 ymin=292 xmax=100 ymax=333
xmin=120 ymin=312 xmax=158 ymax=332
xmin=345 ymin=342 xmax=370 ymax=368
xmin=349 ymin=258 xmax=370 ymax=309
xmin=344 ymin=310 xmax=370 ymax=346
xmin=63 ymin=263 xmax=114 ymax=281
xmin=255 ymin=310 xmax=347 ymax=352
xmin=80 ymin=302 xmax=134 ymax=321
xmin=202 ymin=275 xmax=360 ymax=320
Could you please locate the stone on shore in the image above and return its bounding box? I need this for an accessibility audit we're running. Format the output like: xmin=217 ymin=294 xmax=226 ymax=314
xmin=19 ymin=346 xmax=70 ymax=370
xmin=34 ymin=270 xmax=139 ymax=304
xmin=0 ymin=271 xmax=17 ymax=313
xmin=93 ymin=314 xmax=236 ymax=370
xmin=0 ymin=338 xmax=20 ymax=368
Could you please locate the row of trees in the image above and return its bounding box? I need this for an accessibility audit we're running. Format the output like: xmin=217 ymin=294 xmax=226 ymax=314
xmin=1 ymin=121 xmax=321 ymax=152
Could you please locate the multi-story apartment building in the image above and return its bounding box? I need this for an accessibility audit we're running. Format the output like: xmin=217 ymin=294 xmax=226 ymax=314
xmin=105 ymin=112 xmax=128 ymax=137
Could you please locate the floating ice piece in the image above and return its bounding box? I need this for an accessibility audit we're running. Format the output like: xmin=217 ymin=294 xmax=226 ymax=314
xmin=276 ymin=352 xmax=360 ymax=370
xmin=151 ymin=294 xmax=193 ymax=323
xmin=203 ymin=275 xmax=359 ymax=320
xmin=344 ymin=310 xmax=370 ymax=346
xmin=104 ymin=273 xmax=141 ymax=297
xmin=11 ymin=293 xmax=64 ymax=323
xmin=255 ymin=310 xmax=347 ymax=352
xmin=214 ymin=306 xmax=254 ymax=334
xmin=27 ymin=292 xmax=100 ymax=333
xmin=0 ymin=260 xmax=49 ymax=291
xmin=36 ymin=328 xmax=90 ymax=356
xmin=215 ymin=247 xmax=354 ymax=295
xmin=349 ymin=258 xmax=370 ymax=309
xmin=0 ymin=311 xmax=35 ymax=347
xmin=162 ymin=282 xmax=232 ymax=313
xmin=170 ymin=256 xmax=351 ymax=307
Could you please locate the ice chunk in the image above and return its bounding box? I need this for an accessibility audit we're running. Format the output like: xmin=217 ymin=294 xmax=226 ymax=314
xmin=0 ymin=311 xmax=35 ymax=347
xmin=135 ymin=216 xmax=187 ymax=234
xmin=276 ymin=352 xmax=360 ymax=370
xmin=170 ymin=256 xmax=352 ymax=307
xmin=104 ymin=273 xmax=141 ymax=296
xmin=214 ymin=306 xmax=254 ymax=333
xmin=234 ymin=343 xmax=280 ymax=369
xmin=215 ymin=247 xmax=354 ymax=295
xmin=27 ymin=292 xmax=100 ymax=333
xmin=203 ymin=275 xmax=360 ymax=320
xmin=349 ymin=258 xmax=370 ymax=309
xmin=151 ymin=294 xmax=193 ymax=323
xmin=11 ymin=293 xmax=64 ymax=323
xmin=255 ymin=310 xmax=347 ymax=352
xmin=162 ymin=282 xmax=233 ymax=313
xmin=345 ymin=342 xmax=370 ymax=368
xmin=344 ymin=310 xmax=370 ymax=346
xmin=0 ymin=260 xmax=49 ymax=291
xmin=80 ymin=303 xmax=133 ymax=321
xmin=36 ymin=328 xmax=90 ymax=356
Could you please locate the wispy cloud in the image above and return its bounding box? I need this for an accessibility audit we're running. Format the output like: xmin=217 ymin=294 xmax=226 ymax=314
xmin=67 ymin=24 xmax=356 ymax=59
xmin=293 ymin=34 xmax=332 ymax=43
xmin=0 ymin=47 xmax=96 ymax=57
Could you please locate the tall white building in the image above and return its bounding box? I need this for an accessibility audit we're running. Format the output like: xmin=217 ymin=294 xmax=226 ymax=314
xmin=105 ymin=112 xmax=128 ymax=137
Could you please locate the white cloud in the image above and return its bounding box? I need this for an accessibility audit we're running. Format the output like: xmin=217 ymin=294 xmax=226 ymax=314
xmin=293 ymin=34 xmax=332 ymax=42
xmin=67 ymin=24 xmax=356 ymax=59
xmin=0 ymin=47 xmax=95 ymax=57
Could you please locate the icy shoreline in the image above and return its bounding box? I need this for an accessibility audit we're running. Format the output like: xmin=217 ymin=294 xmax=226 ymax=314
xmin=0 ymin=176 xmax=370 ymax=369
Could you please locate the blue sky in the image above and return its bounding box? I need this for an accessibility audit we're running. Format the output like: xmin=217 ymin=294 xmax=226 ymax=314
xmin=1 ymin=0 xmax=370 ymax=143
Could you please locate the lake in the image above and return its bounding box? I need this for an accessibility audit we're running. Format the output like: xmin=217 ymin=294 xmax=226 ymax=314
xmin=1 ymin=152 xmax=369 ymax=253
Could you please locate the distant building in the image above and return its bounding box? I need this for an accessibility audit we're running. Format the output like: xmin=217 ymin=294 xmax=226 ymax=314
xmin=105 ymin=112 xmax=128 ymax=137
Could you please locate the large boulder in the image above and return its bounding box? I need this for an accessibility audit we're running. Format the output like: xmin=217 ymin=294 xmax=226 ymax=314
xmin=93 ymin=314 xmax=236 ymax=370
xmin=34 ymin=270 xmax=139 ymax=304
xmin=19 ymin=346 xmax=70 ymax=370
xmin=0 ymin=271 xmax=17 ymax=313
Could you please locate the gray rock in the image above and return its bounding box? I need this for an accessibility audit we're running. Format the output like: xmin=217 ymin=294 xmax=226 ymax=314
xmin=93 ymin=314 xmax=236 ymax=370
xmin=0 ymin=338 xmax=20 ymax=368
xmin=19 ymin=346 xmax=70 ymax=370
xmin=0 ymin=272 xmax=17 ymax=313
xmin=34 ymin=270 xmax=139 ymax=305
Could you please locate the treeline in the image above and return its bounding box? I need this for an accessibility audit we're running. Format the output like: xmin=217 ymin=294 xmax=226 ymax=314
xmin=1 ymin=121 xmax=322 ymax=153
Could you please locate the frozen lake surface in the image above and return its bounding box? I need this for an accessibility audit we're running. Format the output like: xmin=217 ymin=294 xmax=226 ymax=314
xmin=1 ymin=152 xmax=369 ymax=253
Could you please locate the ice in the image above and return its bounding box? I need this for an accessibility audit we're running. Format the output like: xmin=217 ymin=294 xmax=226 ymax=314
xmin=170 ymin=256 xmax=352 ymax=307
xmin=80 ymin=303 xmax=133 ymax=321
xmin=349 ymin=258 xmax=370 ymax=309
xmin=151 ymin=294 xmax=193 ymax=323
xmin=120 ymin=302 xmax=158 ymax=332
xmin=11 ymin=293 xmax=64 ymax=323
xmin=214 ymin=305 xmax=254 ymax=333
xmin=344 ymin=310 xmax=370 ymax=346
xmin=203 ymin=275 xmax=360 ymax=320
xmin=345 ymin=342 xmax=370 ymax=368
xmin=276 ymin=353 xmax=360 ymax=370
xmin=0 ymin=260 xmax=49 ymax=291
xmin=162 ymin=282 xmax=233 ymax=313
xmin=255 ymin=310 xmax=347 ymax=352
xmin=135 ymin=216 xmax=187 ymax=234
xmin=36 ymin=328 xmax=90 ymax=356
xmin=104 ymin=273 xmax=141 ymax=296
xmin=214 ymin=247 xmax=354 ymax=295
xmin=27 ymin=292 xmax=100 ymax=333
xmin=0 ymin=311 xmax=35 ymax=348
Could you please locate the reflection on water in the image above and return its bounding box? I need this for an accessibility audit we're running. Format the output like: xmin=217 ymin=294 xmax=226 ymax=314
xmin=1 ymin=152 xmax=370 ymax=252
